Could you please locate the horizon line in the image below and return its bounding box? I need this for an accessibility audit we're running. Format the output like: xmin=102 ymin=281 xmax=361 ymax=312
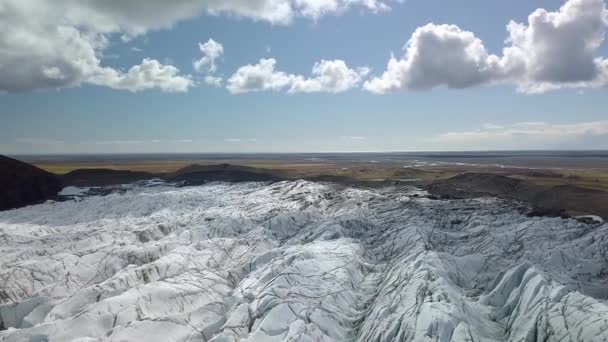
xmin=6 ymin=148 xmax=608 ymax=157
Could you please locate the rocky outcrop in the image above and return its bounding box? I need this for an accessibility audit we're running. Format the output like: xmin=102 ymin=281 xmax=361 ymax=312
xmin=62 ymin=169 xmax=155 ymax=186
xmin=0 ymin=155 xmax=62 ymax=211
xmin=166 ymin=163 xmax=284 ymax=185
xmin=425 ymin=173 xmax=538 ymax=198
xmin=426 ymin=172 xmax=608 ymax=218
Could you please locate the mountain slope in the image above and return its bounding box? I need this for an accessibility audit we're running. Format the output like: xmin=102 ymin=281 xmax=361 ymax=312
xmin=0 ymin=155 xmax=62 ymax=211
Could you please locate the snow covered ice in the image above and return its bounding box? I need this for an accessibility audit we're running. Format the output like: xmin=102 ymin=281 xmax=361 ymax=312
xmin=1 ymin=180 xmax=607 ymax=341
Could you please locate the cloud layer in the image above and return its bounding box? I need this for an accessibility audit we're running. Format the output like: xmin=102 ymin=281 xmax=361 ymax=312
xmin=228 ymin=0 xmax=608 ymax=95
xmin=366 ymin=0 xmax=608 ymax=94
xmin=227 ymin=58 xmax=369 ymax=94
xmin=0 ymin=0 xmax=200 ymax=93
xmin=0 ymin=0 xmax=395 ymax=93
xmin=436 ymin=121 xmax=608 ymax=149
xmin=2 ymin=0 xmax=608 ymax=94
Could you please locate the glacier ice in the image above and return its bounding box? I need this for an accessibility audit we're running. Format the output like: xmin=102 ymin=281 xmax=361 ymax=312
xmin=0 ymin=181 xmax=607 ymax=341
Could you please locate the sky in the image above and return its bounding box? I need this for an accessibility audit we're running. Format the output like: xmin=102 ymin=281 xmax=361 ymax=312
xmin=1 ymin=0 xmax=608 ymax=154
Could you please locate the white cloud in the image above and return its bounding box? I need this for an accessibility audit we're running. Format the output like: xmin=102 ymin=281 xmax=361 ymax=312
xmin=227 ymin=59 xmax=297 ymax=93
xmin=194 ymin=39 xmax=224 ymax=73
xmin=194 ymin=39 xmax=225 ymax=86
xmin=90 ymin=59 xmax=193 ymax=92
xmin=227 ymin=58 xmax=369 ymax=94
xmin=0 ymin=0 xmax=395 ymax=93
xmin=289 ymin=60 xmax=370 ymax=93
xmin=502 ymin=0 xmax=608 ymax=93
xmin=0 ymin=1 xmax=194 ymax=93
xmin=206 ymin=0 xmax=396 ymax=24
xmin=436 ymin=121 xmax=608 ymax=149
xmin=366 ymin=0 xmax=608 ymax=94
xmin=364 ymin=24 xmax=501 ymax=93
xmin=292 ymin=0 xmax=392 ymax=20
xmin=14 ymin=0 xmax=397 ymax=34
xmin=205 ymin=75 xmax=224 ymax=87
xmin=5 ymin=0 xmax=606 ymax=95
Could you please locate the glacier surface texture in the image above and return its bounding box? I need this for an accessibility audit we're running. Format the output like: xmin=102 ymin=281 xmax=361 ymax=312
xmin=1 ymin=181 xmax=607 ymax=341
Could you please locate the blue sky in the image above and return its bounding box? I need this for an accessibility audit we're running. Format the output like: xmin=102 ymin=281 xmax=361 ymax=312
xmin=1 ymin=0 xmax=608 ymax=154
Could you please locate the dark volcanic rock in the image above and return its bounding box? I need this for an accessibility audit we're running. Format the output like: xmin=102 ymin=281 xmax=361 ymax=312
xmin=0 ymin=155 xmax=62 ymax=211
xmin=526 ymin=208 xmax=570 ymax=219
xmin=62 ymin=169 xmax=155 ymax=187
xmin=531 ymin=185 xmax=608 ymax=219
xmin=426 ymin=173 xmax=608 ymax=219
xmin=166 ymin=164 xmax=284 ymax=185
xmin=425 ymin=173 xmax=543 ymax=199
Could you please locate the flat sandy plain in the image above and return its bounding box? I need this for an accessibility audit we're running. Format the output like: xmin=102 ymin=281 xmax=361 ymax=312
xmin=14 ymin=151 xmax=608 ymax=191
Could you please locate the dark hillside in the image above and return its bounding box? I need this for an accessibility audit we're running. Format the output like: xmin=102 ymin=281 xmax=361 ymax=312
xmin=166 ymin=164 xmax=284 ymax=185
xmin=62 ymin=169 xmax=155 ymax=186
xmin=426 ymin=173 xmax=608 ymax=218
xmin=0 ymin=155 xmax=62 ymax=211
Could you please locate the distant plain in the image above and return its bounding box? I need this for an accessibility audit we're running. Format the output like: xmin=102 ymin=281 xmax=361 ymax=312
xmin=13 ymin=151 xmax=608 ymax=191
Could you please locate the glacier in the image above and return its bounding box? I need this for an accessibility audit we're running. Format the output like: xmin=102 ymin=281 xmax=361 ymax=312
xmin=0 ymin=180 xmax=607 ymax=341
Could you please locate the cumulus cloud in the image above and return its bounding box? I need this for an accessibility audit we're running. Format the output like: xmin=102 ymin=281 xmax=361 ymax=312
xmin=227 ymin=58 xmax=369 ymax=94
xmin=0 ymin=0 xmax=196 ymax=92
xmin=436 ymin=121 xmax=608 ymax=149
xmin=292 ymin=0 xmax=392 ymax=20
xmin=289 ymin=60 xmax=370 ymax=93
xmin=227 ymin=59 xmax=297 ymax=93
xmin=366 ymin=0 xmax=608 ymax=94
xmin=194 ymin=39 xmax=224 ymax=73
xmin=0 ymin=0 xmax=395 ymax=93
xmin=207 ymin=0 xmax=395 ymax=24
xmin=90 ymin=59 xmax=193 ymax=92
xmin=12 ymin=0 xmax=398 ymax=34
xmin=194 ymin=39 xmax=225 ymax=86
xmin=502 ymin=0 xmax=608 ymax=92
xmin=364 ymin=24 xmax=501 ymax=93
